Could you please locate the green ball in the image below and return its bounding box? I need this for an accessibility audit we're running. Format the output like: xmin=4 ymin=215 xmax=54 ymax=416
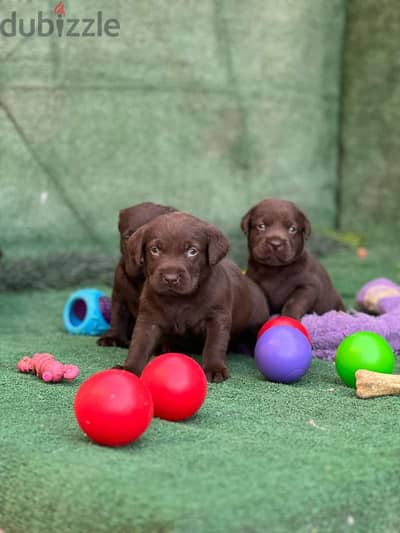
xmin=335 ymin=332 xmax=395 ymax=388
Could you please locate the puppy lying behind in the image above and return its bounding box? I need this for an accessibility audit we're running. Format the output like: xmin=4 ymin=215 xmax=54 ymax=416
xmin=97 ymin=202 xmax=176 ymax=348
xmin=118 ymin=212 xmax=269 ymax=382
xmin=241 ymin=198 xmax=345 ymax=319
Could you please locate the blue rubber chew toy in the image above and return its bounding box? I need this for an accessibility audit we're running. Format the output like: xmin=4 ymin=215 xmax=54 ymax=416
xmin=63 ymin=288 xmax=111 ymax=335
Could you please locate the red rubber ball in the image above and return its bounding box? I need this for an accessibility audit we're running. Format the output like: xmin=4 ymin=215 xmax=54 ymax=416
xmin=257 ymin=316 xmax=312 ymax=342
xmin=74 ymin=369 xmax=153 ymax=447
xmin=141 ymin=353 xmax=207 ymax=422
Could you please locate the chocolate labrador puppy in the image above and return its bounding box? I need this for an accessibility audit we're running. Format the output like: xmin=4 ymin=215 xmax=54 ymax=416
xmin=118 ymin=211 xmax=269 ymax=382
xmin=241 ymin=198 xmax=345 ymax=319
xmin=97 ymin=202 xmax=176 ymax=348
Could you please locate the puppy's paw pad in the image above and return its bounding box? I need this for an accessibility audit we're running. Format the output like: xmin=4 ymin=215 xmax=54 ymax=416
xmin=97 ymin=336 xmax=130 ymax=348
xmin=205 ymin=367 xmax=230 ymax=383
xmin=97 ymin=336 xmax=117 ymax=347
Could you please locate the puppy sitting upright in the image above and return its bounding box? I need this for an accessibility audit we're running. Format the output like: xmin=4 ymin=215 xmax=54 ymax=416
xmin=241 ymin=198 xmax=345 ymax=319
xmin=97 ymin=202 xmax=175 ymax=348
xmin=119 ymin=212 xmax=269 ymax=382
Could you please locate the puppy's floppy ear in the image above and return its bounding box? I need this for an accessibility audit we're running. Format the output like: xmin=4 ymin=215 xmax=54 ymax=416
xmin=127 ymin=225 xmax=147 ymax=268
xmin=121 ymin=229 xmax=134 ymax=242
xmin=240 ymin=208 xmax=253 ymax=235
xmin=118 ymin=207 xmax=134 ymax=236
xmin=207 ymin=225 xmax=229 ymax=266
xmin=298 ymin=209 xmax=311 ymax=240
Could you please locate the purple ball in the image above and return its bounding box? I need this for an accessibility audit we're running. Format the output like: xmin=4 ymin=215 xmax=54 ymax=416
xmin=99 ymin=296 xmax=111 ymax=324
xmin=254 ymin=325 xmax=312 ymax=383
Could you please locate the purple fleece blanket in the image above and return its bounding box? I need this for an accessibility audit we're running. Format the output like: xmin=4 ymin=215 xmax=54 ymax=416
xmin=301 ymin=278 xmax=400 ymax=360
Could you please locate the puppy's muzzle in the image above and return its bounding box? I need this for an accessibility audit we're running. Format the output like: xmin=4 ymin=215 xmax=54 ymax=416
xmin=266 ymin=237 xmax=286 ymax=252
xmin=161 ymin=271 xmax=181 ymax=286
xmin=159 ymin=268 xmax=185 ymax=288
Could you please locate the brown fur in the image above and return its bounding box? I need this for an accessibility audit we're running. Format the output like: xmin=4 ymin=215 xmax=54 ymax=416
xmin=118 ymin=212 xmax=269 ymax=382
xmin=97 ymin=202 xmax=176 ymax=348
xmin=241 ymin=198 xmax=345 ymax=319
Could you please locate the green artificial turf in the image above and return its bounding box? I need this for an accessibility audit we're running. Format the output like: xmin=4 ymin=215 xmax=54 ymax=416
xmin=1 ymin=249 xmax=400 ymax=533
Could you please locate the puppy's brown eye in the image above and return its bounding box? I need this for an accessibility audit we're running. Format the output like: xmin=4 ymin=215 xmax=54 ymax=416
xmin=256 ymin=223 xmax=266 ymax=231
xmin=288 ymin=225 xmax=297 ymax=234
xmin=186 ymin=247 xmax=198 ymax=257
xmin=150 ymin=246 xmax=160 ymax=256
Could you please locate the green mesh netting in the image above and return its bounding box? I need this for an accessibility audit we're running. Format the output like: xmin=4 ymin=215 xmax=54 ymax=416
xmin=0 ymin=0 xmax=345 ymax=271
xmin=339 ymin=0 xmax=400 ymax=240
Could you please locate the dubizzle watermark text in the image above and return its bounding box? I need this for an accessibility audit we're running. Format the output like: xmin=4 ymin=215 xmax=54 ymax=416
xmin=0 ymin=2 xmax=120 ymax=37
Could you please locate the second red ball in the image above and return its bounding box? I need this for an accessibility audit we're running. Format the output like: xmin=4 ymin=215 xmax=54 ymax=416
xmin=141 ymin=353 xmax=207 ymax=422
xmin=257 ymin=315 xmax=311 ymax=342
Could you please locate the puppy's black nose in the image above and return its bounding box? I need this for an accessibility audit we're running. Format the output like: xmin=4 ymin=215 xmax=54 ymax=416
xmin=162 ymin=272 xmax=180 ymax=285
xmin=268 ymin=238 xmax=285 ymax=250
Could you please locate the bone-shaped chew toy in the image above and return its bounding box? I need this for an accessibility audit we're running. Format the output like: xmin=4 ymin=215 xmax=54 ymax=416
xmin=356 ymin=370 xmax=400 ymax=399
xmin=17 ymin=353 xmax=80 ymax=382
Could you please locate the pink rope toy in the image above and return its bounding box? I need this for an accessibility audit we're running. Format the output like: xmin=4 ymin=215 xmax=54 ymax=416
xmin=17 ymin=353 xmax=80 ymax=383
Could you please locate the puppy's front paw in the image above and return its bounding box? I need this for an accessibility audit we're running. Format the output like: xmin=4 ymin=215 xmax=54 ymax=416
xmin=112 ymin=364 xmax=142 ymax=376
xmin=204 ymin=365 xmax=230 ymax=383
xmin=281 ymin=303 xmax=303 ymax=321
xmin=97 ymin=334 xmax=130 ymax=348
